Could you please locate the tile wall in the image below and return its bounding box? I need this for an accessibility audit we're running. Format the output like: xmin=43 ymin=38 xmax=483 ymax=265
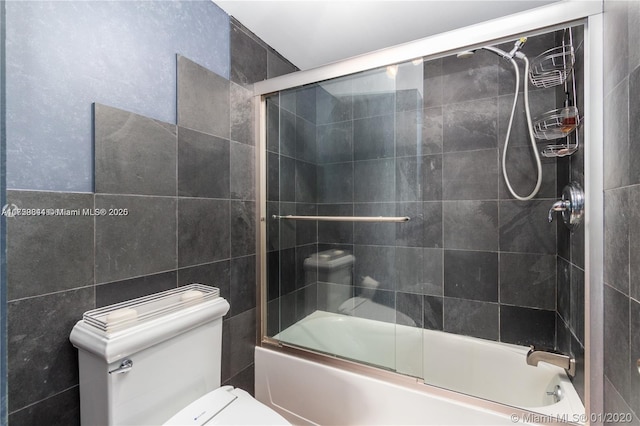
xmin=6 ymin=12 xmax=296 ymax=425
xmin=602 ymin=0 xmax=640 ymax=422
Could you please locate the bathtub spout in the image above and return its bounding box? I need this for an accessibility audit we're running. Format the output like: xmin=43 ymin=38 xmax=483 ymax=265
xmin=526 ymin=346 xmax=576 ymax=377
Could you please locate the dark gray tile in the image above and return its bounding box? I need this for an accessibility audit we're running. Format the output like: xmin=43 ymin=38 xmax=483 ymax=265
xmin=278 ymin=248 xmax=296 ymax=295
xmin=629 ymin=298 xmax=640 ymax=415
xmin=570 ymin=220 xmax=586 ymax=270
xmin=629 ymin=67 xmax=640 ymax=185
xmin=178 ymin=127 xmax=230 ymax=198
xmin=354 ymin=114 xmax=395 ymax=160
xmin=443 ymin=98 xmax=497 ymax=153
xmin=443 ymin=297 xmax=499 ymax=340
xmin=443 ymin=200 xmax=498 ymax=251
xmin=231 ymin=201 xmax=256 ymax=258
xmin=423 ymin=107 xmax=444 ymax=155
xmin=317 ymin=282 xmax=355 ymax=314
xmin=230 ymin=82 xmax=254 ymax=146
xmin=230 ymin=255 xmax=256 ymax=316
xmin=222 ymin=317 xmax=232 ymax=382
xmin=354 ymin=159 xmax=395 ymax=202
xmin=318 ymin=204 xmax=353 ymax=245
xmin=267 ymin=152 xmax=279 ymax=202
xmin=423 ymin=202 xmax=443 ymax=248
xmin=499 ymin=200 xmax=556 ymax=254
xmin=95 ymin=195 xmax=177 ymax=283
xmin=353 ymin=92 xmax=394 ymax=120
xmin=96 ymin=271 xmax=177 ymax=307
xmin=280 ymin=88 xmax=296 ymax=114
xmin=556 ymin=314 xmax=571 ymax=355
xmin=570 ymin=265 xmax=585 ymax=344
xmin=226 ymin=363 xmax=255 ymax=397
xmin=279 ymin=155 xmax=296 ymax=202
xmin=442 ymin=149 xmax=498 ymax=200
xmin=317 ymin=121 xmax=353 ymax=164
xmin=444 ymin=250 xmax=498 ymax=303
xmin=396 ymin=202 xmax=425 ymax=247
xmin=178 ymin=260 xmax=230 ymax=302
xmin=266 ymin=97 xmax=280 ymax=154
xmin=352 ymin=288 xmax=395 ymax=325
xmin=631 ymin=2 xmax=640 ymax=72
xmin=266 ymin=202 xmax=280 ymax=252
xmin=395 ymin=247 xmax=424 ymax=294
xmin=396 ymin=109 xmax=423 ymax=158
xmin=497 ymin=88 xmax=556 ymax=150
xmin=396 ymin=87 xmax=422 ymax=113
xmin=603 ymin=77 xmax=629 ymax=190
xmin=295 ymin=160 xmax=317 ymax=204
xmin=7 ymin=191 xmax=94 ymax=300
xmin=423 ymin=296 xmax=444 ymax=331
xmin=605 ymin=187 xmax=630 ymax=294
xmin=353 ymin=245 xmax=396 ymax=291
xmin=230 ymin=23 xmax=267 ymax=86
xmin=178 ymin=198 xmax=229 ymax=267
xmin=604 ymin=377 xmax=640 ymax=426
xmin=94 ymin=103 xmax=177 ymax=196
xmin=442 ymin=50 xmax=498 ymax=104
xmin=557 ymin=257 xmax=571 ymax=323
xmin=423 ymin=58 xmax=443 ymax=108
xmin=9 ymin=386 xmax=80 ymax=426
xmin=296 ymin=204 xmax=317 ymax=246
xmin=277 ymin=202 xmax=296 ymax=250
xmin=177 ymin=55 xmax=230 ymax=138
xmin=279 ymin=109 xmax=296 ymax=158
xmin=280 ymin=291 xmax=297 ymax=330
xmin=500 ymin=253 xmax=556 ymax=310
xmin=316 ymin=82 xmax=352 ymax=125
xmin=396 ymin=292 xmax=423 ymax=327
xmin=296 ymin=86 xmax=316 ymax=124
xmin=228 ymin=308 xmax=257 ymax=378
xmin=267 ymin=49 xmax=297 ymax=79
xmin=396 ymin=155 xmax=442 ymax=202
xmin=318 ymin=163 xmax=353 ymax=203
xmin=8 ymin=287 xmax=94 ymax=412
xmin=500 ymin=305 xmax=555 ymax=347
xmin=499 ymin=147 xmax=557 ymax=200
xmin=604 ymin=284 xmax=630 ymax=401
xmin=603 ymin=0 xmax=629 ymax=95
xmin=354 ymin=203 xmax=396 ymax=246
xmin=571 ymin=334 xmax=586 ymax=404
xmin=230 ymin=141 xmax=255 ymax=201
xmin=296 ymin=117 xmax=316 ymax=164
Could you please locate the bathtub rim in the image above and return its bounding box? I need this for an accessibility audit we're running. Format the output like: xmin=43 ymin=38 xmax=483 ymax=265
xmin=257 ymin=342 xmax=581 ymax=425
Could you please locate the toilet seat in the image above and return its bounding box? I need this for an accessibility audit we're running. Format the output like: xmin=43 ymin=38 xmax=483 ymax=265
xmin=163 ymin=386 xmax=290 ymax=425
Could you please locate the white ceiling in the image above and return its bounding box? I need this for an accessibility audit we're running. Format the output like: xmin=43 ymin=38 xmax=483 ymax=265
xmin=215 ymin=0 xmax=561 ymax=70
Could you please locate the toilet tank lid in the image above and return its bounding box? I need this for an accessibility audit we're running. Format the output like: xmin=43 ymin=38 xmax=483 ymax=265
xmin=82 ymin=284 xmax=220 ymax=334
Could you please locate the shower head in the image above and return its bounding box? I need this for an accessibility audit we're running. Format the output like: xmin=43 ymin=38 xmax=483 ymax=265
xmin=456 ymin=50 xmax=476 ymax=59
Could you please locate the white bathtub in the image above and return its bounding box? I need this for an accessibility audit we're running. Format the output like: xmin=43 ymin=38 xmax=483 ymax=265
xmin=257 ymin=311 xmax=584 ymax=425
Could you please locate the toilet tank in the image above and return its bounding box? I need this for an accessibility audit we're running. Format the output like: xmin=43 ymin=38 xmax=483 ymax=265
xmin=70 ymin=284 xmax=230 ymax=426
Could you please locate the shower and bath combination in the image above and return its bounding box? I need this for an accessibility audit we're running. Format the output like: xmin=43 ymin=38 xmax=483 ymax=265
xmin=457 ymin=38 xmax=542 ymax=201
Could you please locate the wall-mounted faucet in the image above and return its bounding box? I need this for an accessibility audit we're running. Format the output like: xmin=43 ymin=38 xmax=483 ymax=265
xmin=526 ymin=346 xmax=576 ymax=377
xmin=548 ymin=182 xmax=584 ymax=230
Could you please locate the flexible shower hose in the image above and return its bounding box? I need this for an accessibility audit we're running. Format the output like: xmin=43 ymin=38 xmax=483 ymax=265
xmin=501 ymin=53 xmax=543 ymax=201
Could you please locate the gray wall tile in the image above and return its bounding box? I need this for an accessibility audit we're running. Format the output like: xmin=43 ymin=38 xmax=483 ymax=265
xmin=230 ymin=22 xmax=267 ymax=86
xmin=318 ymin=163 xmax=353 ymax=203
xmin=178 ymin=197 xmax=230 ymax=267
xmin=443 ymin=200 xmax=498 ymax=251
xmin=604 ymin=77 xmax=630 ymax=190
xmin=94 ymin=103 xmax=177 ymax=196
xmin=604 ymin=0 xmax=629 ymax=95
xmin=178 ymin=260 xmax=230 ymax=302
xmin=443 ymin=297 xmax=499 ymax=340
xmin=230 ymin=142 xmax=255 ymax=201
xmin=500 ymin=253 xmax=556 ymax=310
xmin=178 ymin=127 xmax=230 ymax=199
xmin=267 ymin=49 xmax=298 ymax=79
xmin=354 ymin=159 xmax=395 ymax=202
xmin=177 ymin=55 xmax=230 ymax=138
xmin=231 ymin=201 xmax=256 ymax=258
xmin=230 ymin=255 xmax=257 ymax=316
xmin=499 ymin=200 xmax=556 ymax=254
xmin=96 ymin=271 xmax=177 ymax=307
xmin=317 ymin=121 xmax=353 ymax=164
xmin=7 ymin=191 xmax=94 ymax=300
xmin=423 ymin=296 xmax=444 ymax=330
xmin=605 ymin=187 xmax=630 ymax=294
xmin=500 ymin=305 xmax=555 ymax=347
xmin=353 ymin=114 xmax=395 ymax=161
xmin=228 ymin=308 xmax=257 ymax=378
xmin=95 ymin=195 xmax=177 ymax=283
xmin=441 ymin=50 xmax=498 ymax=104
xmin=230 ymin=82 xmax=255 ymax=146
xmin=604 ymin=284 xmax=631 ymax=401
xmin=9 ymin=386 xmax=80 ymax=426
xmin=442 ymin=149 xmax=498 ymax=200
xmin=443 ymin=98 xmax=497 ymax=153
xmin=354 ymin=245 xmax=396 ymax=291
xmin=8 ymin=287 xmax=94 ymax=412
xmin=444 ymin=250 xmax=498 ymax=303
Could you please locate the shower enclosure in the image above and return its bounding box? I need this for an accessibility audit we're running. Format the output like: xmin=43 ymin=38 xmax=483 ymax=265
xmin=257 ymin=4 xmax=603 ymax=422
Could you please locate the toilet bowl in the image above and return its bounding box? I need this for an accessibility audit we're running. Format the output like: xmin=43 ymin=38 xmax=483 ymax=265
xmin=70 ymin=284 xmax=289 ymax=425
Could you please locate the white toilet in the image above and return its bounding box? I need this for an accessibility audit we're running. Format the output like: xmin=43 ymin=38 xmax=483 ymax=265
xmin=69 ymin=284 xmax=289 ymax=425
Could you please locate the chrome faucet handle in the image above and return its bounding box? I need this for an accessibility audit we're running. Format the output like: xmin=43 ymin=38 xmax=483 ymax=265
xmin=548 ymin=200 xmax=571 ymax=223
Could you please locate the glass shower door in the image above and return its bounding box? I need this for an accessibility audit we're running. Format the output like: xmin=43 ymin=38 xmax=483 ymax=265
xmin=264 ymin=59 xmax=427 ymax=378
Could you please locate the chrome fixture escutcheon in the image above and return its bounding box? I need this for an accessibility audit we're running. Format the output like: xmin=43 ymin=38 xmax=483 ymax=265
xmin=548 ymin=182 xmax=584 ymax=230
xmin=108 ymin=358 xmax=133 ymax=375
